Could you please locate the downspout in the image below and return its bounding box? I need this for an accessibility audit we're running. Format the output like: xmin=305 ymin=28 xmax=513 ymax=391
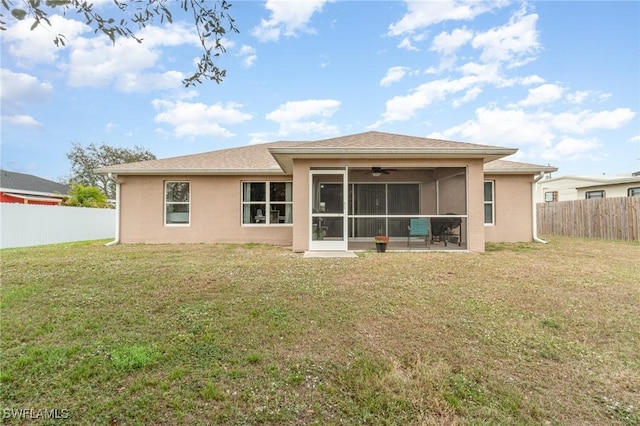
xmin=105 ymin=173 xmax=120 ymax=246
xmin=532 ymin=172 xmax=547 ymax=244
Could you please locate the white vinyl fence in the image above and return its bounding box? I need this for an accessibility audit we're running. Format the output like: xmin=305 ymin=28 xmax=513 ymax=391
xmin=0 ymin=203 xmax=116 ymax=249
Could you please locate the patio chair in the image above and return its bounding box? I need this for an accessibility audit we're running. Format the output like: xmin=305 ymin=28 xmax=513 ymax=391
xmin=408 ymin=218 xmax=430 ymax=249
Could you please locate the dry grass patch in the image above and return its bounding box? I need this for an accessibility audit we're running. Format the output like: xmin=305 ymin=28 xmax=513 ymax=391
xmin=1 ymin=237 xmax=638 ymax=425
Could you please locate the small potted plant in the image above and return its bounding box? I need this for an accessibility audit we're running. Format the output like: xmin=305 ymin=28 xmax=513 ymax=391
xmin=374 ymin=235 xmax=389 ymax=252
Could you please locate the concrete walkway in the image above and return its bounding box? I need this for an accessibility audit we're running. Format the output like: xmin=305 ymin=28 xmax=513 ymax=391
xmin=303 ymin=251 xmax=358 ymax=258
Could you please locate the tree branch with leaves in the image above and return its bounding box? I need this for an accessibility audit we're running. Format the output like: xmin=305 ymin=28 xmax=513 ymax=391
xmin=1 ymin=0 xmax=238 ymax=86
xmin=66 ymin=142 xmax=156 ymax=199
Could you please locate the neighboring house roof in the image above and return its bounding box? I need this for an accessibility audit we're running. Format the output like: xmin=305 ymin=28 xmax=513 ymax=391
xmin=484 ymin=159 xmax=557 ymax=175
xmin=95 ymin=131 xmax=552 ymax=175
xmin=536 ymin=174 xmax=640 ymax=202
xmin=541 ymin=174 xmax=636 ymax=185
xmin=0 ymin=169 xmax=69 ymax=196
xmin=575 ymin=176 xmax=640 ymax=189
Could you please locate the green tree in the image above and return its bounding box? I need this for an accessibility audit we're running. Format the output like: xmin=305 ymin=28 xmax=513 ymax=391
xmin=64 ymin=183 xmax=109 ymax=208
xmin=66 ymin=142 xmax=156 ymax=199
xmin=0 ymin=0 xmax=238 ymax=86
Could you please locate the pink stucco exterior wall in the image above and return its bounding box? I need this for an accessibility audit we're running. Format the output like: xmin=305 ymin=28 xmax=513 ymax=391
xmin=115 ymin=162 xmax=536 ymax=251
xmin=118 ymin=175 xmax=294 ymax=245
xmin=484 ymin=174 xmax=535 ymax=243
xmin=466 ymin=160 xmax=486 ymax=252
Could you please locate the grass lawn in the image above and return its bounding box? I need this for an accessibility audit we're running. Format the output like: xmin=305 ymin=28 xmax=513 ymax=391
xmin=1 ymin=236 xmax=639 ymax=425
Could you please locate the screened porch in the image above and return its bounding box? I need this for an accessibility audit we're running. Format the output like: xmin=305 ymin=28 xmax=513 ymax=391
xmin=312 ymin=167 xmax=469 ymax=250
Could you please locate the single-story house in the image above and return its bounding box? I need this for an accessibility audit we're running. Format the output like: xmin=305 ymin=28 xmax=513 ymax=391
xmin=0 ymin=169 xmax=70 ymax=206
xmin=96 ymin=131 xmax=557 ymax=252
xmin=536 ymin=174 xmax=640 ymax=202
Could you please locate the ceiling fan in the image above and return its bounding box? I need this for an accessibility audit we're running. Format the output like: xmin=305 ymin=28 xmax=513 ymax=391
xmin=366 ymin=167 xmax=398 ymax=176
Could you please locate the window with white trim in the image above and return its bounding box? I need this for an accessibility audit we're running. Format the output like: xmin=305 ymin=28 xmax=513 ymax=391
xmin=242 ymin=182 xmax=292 ymax=224
xmin=484 ymin=180 xmax=494 ymax=225
xmin=544 ymin=191 xmax=558 ymax=202
xmin=165 ymin=181 xmax=190 ymax=225
xmin=628 ymin=187 xmax=640 ymax=197
xmin=585 ymin=190 xmax=605 ymax=199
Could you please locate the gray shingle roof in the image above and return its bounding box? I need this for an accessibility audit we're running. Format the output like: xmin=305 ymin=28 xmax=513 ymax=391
xmin=288 ymin=131 xmax=508 ymax=150
xmin=95 ymin=131 xmax=552 ymax=175
xmin=96 ymin=141 xmax=291 ymax=175
xmin=0 ymin=169 xmax=69 ymax=195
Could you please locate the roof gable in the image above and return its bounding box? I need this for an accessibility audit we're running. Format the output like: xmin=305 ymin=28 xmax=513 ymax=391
xmin=269 ymin=131 xmax=518 ymax=172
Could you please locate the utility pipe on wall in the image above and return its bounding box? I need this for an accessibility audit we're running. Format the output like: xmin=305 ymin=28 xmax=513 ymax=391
xmin=105 ymin=173 xmax=120 ymax=246
xmin=532 ymin=172 xmax=547 ymax=244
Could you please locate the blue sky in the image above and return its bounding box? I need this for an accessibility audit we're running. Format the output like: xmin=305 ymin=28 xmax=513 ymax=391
xmin=1 ymin=0 xmax=639 ymax=183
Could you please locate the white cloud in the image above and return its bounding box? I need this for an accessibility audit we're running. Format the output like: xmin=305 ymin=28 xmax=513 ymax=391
xmin=67 ymin=36 xmax=158 ymax=87
xmin=2 ymin=14 xmax=88 ymax=66
xmin=249 ymin=132 xmax=272 ymax=145
xmin=471 ymin=9 xmax=540 ymax=67
xmin=452 ymin=87 xmax=482 ymax=107
xmin=2 ymin=114 xmax=45 ymax=130
xmin=431 ymin=106 xmax=556 ymax=147
xmin=266 ymin=99 xmax=341 ymax=136
xmin=540 ymin=137 xmax=602 ymax=161
xmin=0 ymin=68 xmax=53 ymax=103
xmin=566 ymin=90 xmax=590 ymax=104
xmin=428 ymin=105 xmax=636 ymax=163
xmin=252 ymin=0 xmax=330 ymax=42
xmin=518 ymin=83 xmax=564 ymax=107
xmin=551 ymin=108 xmax=636 ymax=134
xmin=67 ymin=23 xmax=198 ymax=91
xmin=597 ymin=92 xmax=613 ymax=102
xmin=629 ymin=135 xmax=640 ymax=144
xmin=0 ymin=68 xmax=52 ymax=129
xmin=237 ymin=45 xmax=257 ymax=68
xmin=388 ymin=0 xmax=509 ymax=36
xmin=152 ymin=99 xmax=252 ymax=138
xmin=267 ymin=99 xmax=340 ymax=122
xmin=431 ymin=28 xmax=473 ymax=55
xmin=116 ymin=71 xmax=185 ymax=93
xmin=4 ymin=13 xmax=201 ymax=93
xmin=375 ymin=5 xmax=546 ymax=127
xmin=458 ymin=61 xmax=502 ymax=83
xmin=372 ymin=70 xmax=501 ymax=127
xmin=519 ymin=75 xmax=545 ymax=85
xmin=380 ymin=66 xmax=409 ymax=86
xmin=398 ymin=37 xmax=419 ymax=51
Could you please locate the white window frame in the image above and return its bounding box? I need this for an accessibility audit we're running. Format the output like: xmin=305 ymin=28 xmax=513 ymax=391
xmin=628 ymin=187 xmax=640 ymax=197
xmin=242 ymin=181 xmax=293 ymax=225
xmin=164 ymin=181 xmax=190 ymax=226
xmin=484 ymin=180 xmax=495 ymax=225
xmin=585 ymin=190 xmax=605 ymax=199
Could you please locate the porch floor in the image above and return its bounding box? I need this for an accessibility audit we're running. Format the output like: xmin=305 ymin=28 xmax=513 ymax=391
xmin=348 ymin=239 xmax=468 ymax=252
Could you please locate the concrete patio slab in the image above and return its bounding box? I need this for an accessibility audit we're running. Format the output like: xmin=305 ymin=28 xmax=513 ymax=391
xmin=303 ymin=251 xmax=358 ymax=258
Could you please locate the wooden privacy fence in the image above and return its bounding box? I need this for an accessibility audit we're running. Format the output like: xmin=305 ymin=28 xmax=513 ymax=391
xmin=537 ymin=197 xmax=640 ymax=241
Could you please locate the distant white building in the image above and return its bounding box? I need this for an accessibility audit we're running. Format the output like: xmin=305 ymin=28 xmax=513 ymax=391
xmin=536 ymin=173 xmax=640 ymax=203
